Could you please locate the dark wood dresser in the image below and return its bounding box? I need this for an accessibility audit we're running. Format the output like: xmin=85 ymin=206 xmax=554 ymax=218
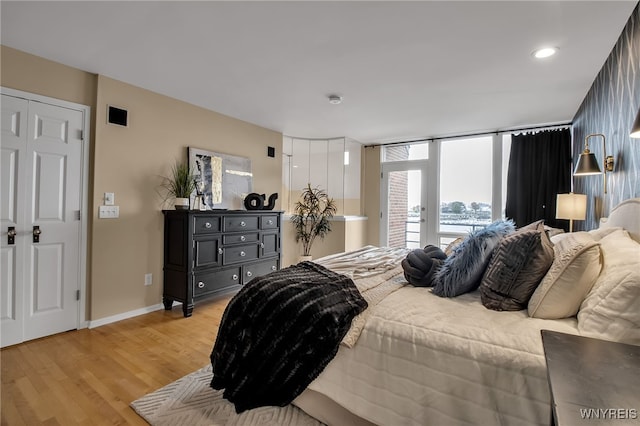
xmin=162 ymin=210 xmax=282 ymax=317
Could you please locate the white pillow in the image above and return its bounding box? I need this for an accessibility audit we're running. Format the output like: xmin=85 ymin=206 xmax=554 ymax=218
xmin=578 ymin=229 xmax=640 ymax=345
xmin=528 ymin=232 xmax=602 ymax=319
xmin=588 ymin=226 xmax=624 ymax=241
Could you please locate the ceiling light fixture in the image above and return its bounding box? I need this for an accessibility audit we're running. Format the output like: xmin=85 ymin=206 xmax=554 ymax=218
xmin=328 ymin=95 xmax=342 ymax=105
xmin=532 ymin=47 xmax=558 ymax=59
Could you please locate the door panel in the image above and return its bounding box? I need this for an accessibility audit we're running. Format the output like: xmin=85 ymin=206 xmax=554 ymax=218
xmin=34 ymin=152 xmax=66 ymax=221
xmin=1 ymin=149 xmax=18 ymax=223
xmin=1 ymin=94 xmax=28 ymax=347
xmin=1 ymin=93 xmax=84 ymax=347
xmin=31 ymin=243 xmax=64 ymax=313
xmin=380 ymin=161 xmax=429 ymax=249
xmin=24 ymin=101 xmax=82 ymax=341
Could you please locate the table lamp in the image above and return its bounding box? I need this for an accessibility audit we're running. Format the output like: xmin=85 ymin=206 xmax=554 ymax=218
xmin=556 ymin=193 xmax=587 ymax=232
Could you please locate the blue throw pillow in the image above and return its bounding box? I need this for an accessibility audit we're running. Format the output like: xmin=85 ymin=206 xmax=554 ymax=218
xmin=432 ymin=219 xmax=515 ymax=297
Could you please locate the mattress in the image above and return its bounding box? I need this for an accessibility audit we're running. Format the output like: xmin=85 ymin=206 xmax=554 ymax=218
xmin=304 ymin=282 xmax=579 ymax=426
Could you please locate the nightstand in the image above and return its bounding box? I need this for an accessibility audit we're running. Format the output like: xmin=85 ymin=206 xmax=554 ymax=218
xmin=541 ymin=330 xmax=640 ymax=425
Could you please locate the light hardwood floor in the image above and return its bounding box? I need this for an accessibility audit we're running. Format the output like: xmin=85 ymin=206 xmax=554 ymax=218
xmin=1 ymin=296 xmax=231 ymax=426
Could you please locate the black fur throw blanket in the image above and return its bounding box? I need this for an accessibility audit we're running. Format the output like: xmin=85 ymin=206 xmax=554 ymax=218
xmin=210 ymin=261 xmax=367 ymax=413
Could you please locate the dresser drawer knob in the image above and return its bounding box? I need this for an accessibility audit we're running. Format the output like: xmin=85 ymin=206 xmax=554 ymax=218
xmin=205 ymin=222 xmax=212 ymax=229
xmin=260 ymin=243 xmax=265 ymax=249
xmin=218 ymin=248 xmax=223 ymax=255
xmin=240 ymin=251 xmax=246 ymax=257
xmin=240 ymin=235 xmax=246 ymax=241
xmin=267 ymin=219 xmax=273 ymax=225
xmin=232 ymin=274 xmax=238 ymax=280
xmin=246 ymin=271 xmax=253 ymax=277
xmin=198 ymin=281 xmax=205 ymax=289
xmin=271 ymin=265 xmax=277 ymax=271
xmin=240 ymin=221 xmax=246 ymax=227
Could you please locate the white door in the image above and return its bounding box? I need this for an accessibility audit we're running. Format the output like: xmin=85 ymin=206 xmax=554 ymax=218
xmin=1 ymin=93 xmax=85 ymax=347
xmin=380 ymin=160 xmax=429 ymax=249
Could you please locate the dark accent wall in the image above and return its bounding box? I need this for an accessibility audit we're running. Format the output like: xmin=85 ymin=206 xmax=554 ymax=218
xmin=572 ymin=3 xmax=640 ymax=230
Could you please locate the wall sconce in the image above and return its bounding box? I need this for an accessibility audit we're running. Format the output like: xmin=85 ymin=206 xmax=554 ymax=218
xmin=573 ymin=133 xmax=614 ymax=194
xmin=556 ymin=192 xmax=587 ymax=232
xmin=631 ymin=108 xmax=640 ymax=138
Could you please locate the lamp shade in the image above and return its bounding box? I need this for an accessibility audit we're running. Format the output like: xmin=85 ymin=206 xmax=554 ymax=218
xmin=631 ymin=108 xmax=640 ymax=138
xmin=556 ymin=193 xmax=587 ymax=220
xmin=573 ymin=150 xmax=601 ymax=175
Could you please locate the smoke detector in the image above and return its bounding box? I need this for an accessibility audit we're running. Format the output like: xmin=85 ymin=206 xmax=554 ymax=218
xmin=328 ymin=95 xmax=343 ymax=105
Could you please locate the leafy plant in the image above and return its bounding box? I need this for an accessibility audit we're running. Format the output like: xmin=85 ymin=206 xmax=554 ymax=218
xmin=161 ymin=161 xmax=196 ymax=200
xmin=291 ymin=184 xmax=337 ymax=256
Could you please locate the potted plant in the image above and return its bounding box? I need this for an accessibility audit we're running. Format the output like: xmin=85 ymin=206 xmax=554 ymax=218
xmin=161 ymin=160 xmax=196 ymax=210
xmin=291 ymin=184 xmax=337 ymax=261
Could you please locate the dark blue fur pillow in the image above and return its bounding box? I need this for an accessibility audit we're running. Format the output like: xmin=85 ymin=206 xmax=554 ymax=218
xmin=432 ymin=219 xmax=515 ymax=297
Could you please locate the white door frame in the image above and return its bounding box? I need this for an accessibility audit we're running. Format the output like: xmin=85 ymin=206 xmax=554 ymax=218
xmin=1 ymin=86 xmax=91 ymax=331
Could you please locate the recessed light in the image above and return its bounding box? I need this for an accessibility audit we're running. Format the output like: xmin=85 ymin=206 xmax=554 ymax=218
xmin=532 ymin=47 xmax=558 ymax=59
xmin=328 ymin=95 xmax=343 ymax=104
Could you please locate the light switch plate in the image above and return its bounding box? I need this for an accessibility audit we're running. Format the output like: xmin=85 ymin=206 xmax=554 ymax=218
xmin=99 ymin=205 xmax=119 ymax=218
xmin=104 ymin=192 xmax=115 ymax=205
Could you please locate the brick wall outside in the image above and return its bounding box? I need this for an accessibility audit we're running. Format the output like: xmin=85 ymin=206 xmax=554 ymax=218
xmin=384 ymin=146 xmax=410 ymax=248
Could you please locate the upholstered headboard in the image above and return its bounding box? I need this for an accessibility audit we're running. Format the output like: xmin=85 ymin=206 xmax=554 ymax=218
xmin=600 ymin=198 xmax=640 ymax=243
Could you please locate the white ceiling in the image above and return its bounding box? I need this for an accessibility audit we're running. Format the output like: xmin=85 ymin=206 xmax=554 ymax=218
xmin=1 ymin=1 xmax=637 ymax=144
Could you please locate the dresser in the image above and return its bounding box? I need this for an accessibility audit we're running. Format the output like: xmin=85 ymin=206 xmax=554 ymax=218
xmin=162 ymin=210 xmax=282 ymax=317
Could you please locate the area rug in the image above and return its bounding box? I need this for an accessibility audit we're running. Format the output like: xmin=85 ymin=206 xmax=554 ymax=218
xmin=130 ymin=365 xmax=324 ymax=426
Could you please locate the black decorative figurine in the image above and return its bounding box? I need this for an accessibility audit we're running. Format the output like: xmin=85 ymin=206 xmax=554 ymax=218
xmin=244 ymin=193 xmax=278 ymax=210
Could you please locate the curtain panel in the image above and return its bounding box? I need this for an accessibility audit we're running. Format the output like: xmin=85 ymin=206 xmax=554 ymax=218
xmin=505 ymin=129 xmax=572 ymax=230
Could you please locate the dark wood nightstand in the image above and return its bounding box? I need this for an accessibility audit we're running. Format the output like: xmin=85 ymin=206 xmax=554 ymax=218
xmin=541 ymin=330 xmax=640 ymax=425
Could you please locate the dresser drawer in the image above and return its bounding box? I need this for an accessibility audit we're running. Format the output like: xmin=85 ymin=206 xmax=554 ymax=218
xmin=224 ymin=215 xmax=259 ymax=232
xmin=260 ymin=215 xmax=279 ymax=229
xmin=194 ymin=267 xmax=241 ymax=296
xmin=243 ymin=259 xmax=279 ymax=284
xmin=223 ymin=243 xmax=259 ymax=265
xmin=193 ymin=216 xmax=221 ymax=234
xmin=223 ymin=232 xmax=260 ymax=245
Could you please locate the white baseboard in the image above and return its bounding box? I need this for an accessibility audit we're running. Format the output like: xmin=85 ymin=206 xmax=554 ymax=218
xmin=87 ymin=301 xmax=182 ymax=329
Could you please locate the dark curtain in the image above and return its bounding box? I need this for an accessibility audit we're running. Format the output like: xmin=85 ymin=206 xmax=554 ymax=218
xmin=505 ymin=128 xmax=572 ymax=229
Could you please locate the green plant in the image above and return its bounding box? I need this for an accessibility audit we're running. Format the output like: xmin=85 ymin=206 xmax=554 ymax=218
xmin=291 ymin=184 xmax=337 ymax=256
xmin=161 ymin=161 xmax=196 ymax=199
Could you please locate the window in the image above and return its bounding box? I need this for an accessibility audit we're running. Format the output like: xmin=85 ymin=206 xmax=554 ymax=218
xmin=382 ymin=142 xmax=429 ymax=162
xmin=439 ymin=136 xmax=493 ymax=239
xmin=381 ymin=134 xmax=511 ymax=249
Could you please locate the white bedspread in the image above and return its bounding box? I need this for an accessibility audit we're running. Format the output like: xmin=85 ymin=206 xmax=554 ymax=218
xmin=307 ymin=285 xmax=579 ymax=426
xmin=316 ymin=246 xmax=410 ymax=348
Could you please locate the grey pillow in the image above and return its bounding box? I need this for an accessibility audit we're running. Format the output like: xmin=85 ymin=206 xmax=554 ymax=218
xmin=432 ymin=220 xmax=515 ymax=297
xmin=480 ymin=220 xmax=554 ymax=311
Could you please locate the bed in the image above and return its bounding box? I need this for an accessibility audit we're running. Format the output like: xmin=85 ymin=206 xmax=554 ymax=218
xmin=210 ymin=198 xmax=640 ymax=426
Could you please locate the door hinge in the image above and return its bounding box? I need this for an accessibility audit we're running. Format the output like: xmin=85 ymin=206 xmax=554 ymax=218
xmin=381 ymin=172 xmax=383 ymax=179
xmin=76 ymin=290 xmax=80 ymax=301
xmin=75 ymin=210 xmax=81 ymax=220
xmin=79 ymin=130 xmax=84 ymax=141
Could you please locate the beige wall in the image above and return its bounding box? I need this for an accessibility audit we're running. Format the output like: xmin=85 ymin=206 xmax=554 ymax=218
xmin=2 ymin=46 xmax=283 ymax=321
xmin=1 ymin=46 xmax=97 ymax=108
xmin=363 ymin=145 xmax=382 ymax=246
xmin=92 ymin=76 xmax=282 ymax=319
